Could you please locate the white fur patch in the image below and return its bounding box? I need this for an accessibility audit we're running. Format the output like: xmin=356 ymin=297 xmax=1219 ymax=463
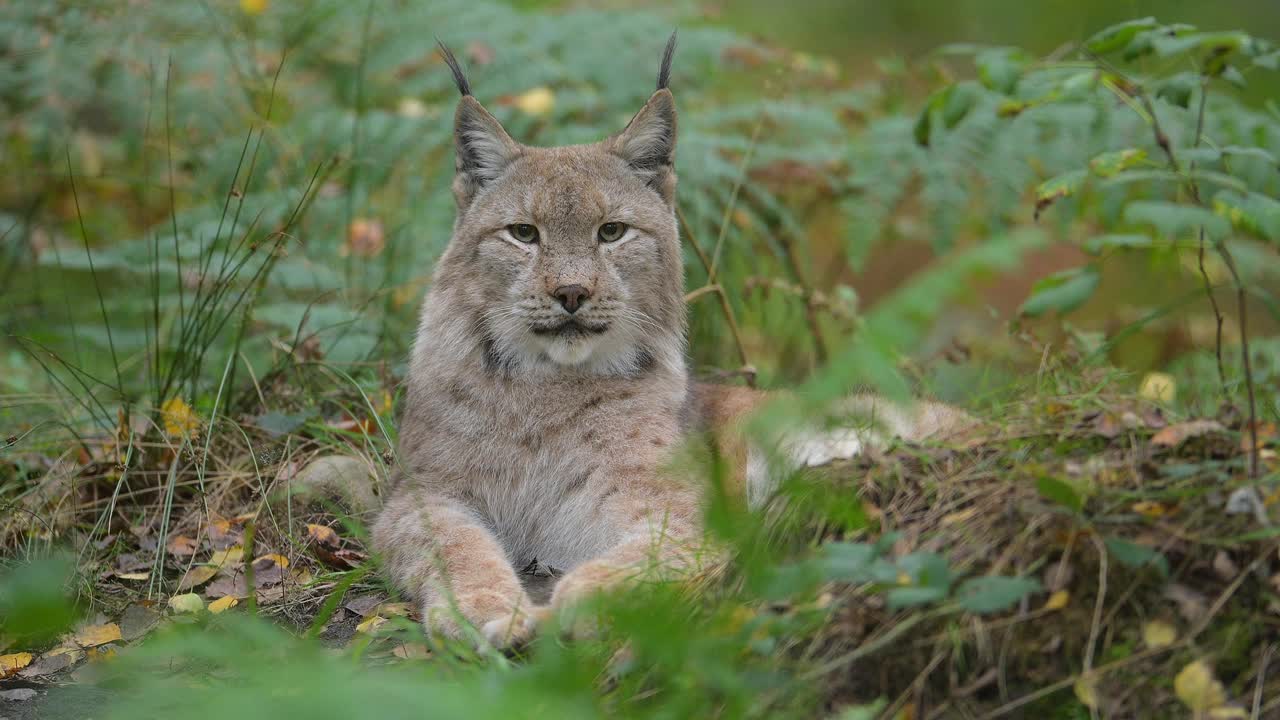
xmin=783 ymin=428 xmax=866 ymax=467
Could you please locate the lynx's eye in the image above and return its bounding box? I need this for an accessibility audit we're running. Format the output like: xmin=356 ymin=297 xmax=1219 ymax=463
xmin=507 ymin=224 xmax=540 ymax=244
xmin=597 ymin=222 xmax=627 ymax=243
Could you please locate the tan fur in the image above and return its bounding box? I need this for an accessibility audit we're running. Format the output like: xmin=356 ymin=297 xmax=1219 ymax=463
xmin=371 ymin=43 xmax=973 ymax=647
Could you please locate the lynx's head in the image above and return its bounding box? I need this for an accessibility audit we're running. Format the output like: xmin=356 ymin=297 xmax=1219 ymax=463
xmin=427 ymin=34 xmax=684 ymax=377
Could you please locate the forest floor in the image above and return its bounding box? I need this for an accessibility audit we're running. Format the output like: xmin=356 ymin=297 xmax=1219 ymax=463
xmin=2 ymin=367 xmax=1278 ymax=719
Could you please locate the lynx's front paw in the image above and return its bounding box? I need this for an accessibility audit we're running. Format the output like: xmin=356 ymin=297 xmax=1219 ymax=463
xmin=422 ymin=590 xmax=538 ymax=649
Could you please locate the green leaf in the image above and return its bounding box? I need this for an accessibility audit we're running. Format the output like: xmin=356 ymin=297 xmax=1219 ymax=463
xmin=886 ymin=585 xmax=948 ymax=610
xmin=897 ymin=552 xmax=952 ymax=590
xmin=914 ymin=82 xmax=981 ymax=147
xmin=1089 ymin=148 xmax=1148 ymax=178
xmin=1124 ymin=200 xmax=1231 ymax=240
xmin=1104 ymin=537 xmax=1169 ymax=576
xmin=1036 ymin=475 xmax=1084 ymax=513
xmin=1152 ymin=31 xmax=1250 ymax=58
xmin=1019 ymin=267 xmax=1100 ymax=318
xmin=955 ymin=576 xmax=1041 ymax=613
xmin=1254 ymin=50 xmax=1280 ymax=70
xmin=252 ymin=410 xmax=313 ymax=436
xmin=837 ymin=699 xmax=888 ymax=720
xmin=1083 ymin=234 xmax=1153 ymax=254
xmin=1154 ymin=72 xmax=1199 ymax=108
xmin=1034 ymin=169 xmax=1088 ymax=219
xmin=1085 ymin=17 xmax=1159 ymax=55
xmin=975 ymin=47 xmax=1029 ymax=94
xmin=1214 ymin=190 xmax=1280 ymax=242
xmin=820 ymin=542 xmax=877 ymax=582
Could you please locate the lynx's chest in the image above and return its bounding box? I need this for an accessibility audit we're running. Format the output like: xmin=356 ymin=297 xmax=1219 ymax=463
xmin=402 ymin=369 xmax=688 ymax=568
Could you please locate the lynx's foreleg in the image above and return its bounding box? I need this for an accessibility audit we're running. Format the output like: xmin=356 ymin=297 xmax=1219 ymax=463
xmin=373 ymin=489 xmax=535 ymax=647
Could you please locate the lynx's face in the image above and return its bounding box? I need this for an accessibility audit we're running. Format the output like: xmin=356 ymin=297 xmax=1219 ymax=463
xmin=430 ymin=50 xmax=683 ymax=376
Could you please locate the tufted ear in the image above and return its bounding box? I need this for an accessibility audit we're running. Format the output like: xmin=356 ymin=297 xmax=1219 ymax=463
xmin=609 ymin=87 xmax=677 ymax=203
xmin=438 ymin=40 xmax=521 ymax=209
xmin=452 ymin=96 xmax=521 ymax=208
xmin=608 ymin=32 xmax=678 ymax=203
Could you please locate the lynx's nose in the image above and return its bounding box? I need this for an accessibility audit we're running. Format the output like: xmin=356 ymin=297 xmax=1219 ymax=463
xmin=552 ymin=284 xmax=590 ymax=313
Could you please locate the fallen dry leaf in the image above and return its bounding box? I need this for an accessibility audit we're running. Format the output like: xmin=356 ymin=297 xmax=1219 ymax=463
xmin=1043 ymin=590 xmax=1070 ymax=611
xmin=86 ymin=645 xmax=117 ymax=663
xmin=162 ymin=396 xmax=200 ymax=438
xmin=251 ymin=554 xmax=289 ymax=586
xmin=1174 ymin=659 xmax=1226 ymax=712
xmin=1142 ymin=620 xmax=1177 ymax=648
xmin=168 ymin=593 xmax=205 ymax=614
xmin=0 ymin=652 xmax=33 ymax=678
xmin=306 ymin=523 xmax=340 ymax=549
xmin=1073 ymin=672 xmax=1100 ymax=709
xmin=378 ymin=602 xmax=413 ymax=618
xmin=205 ymin=573 xmax=250 ymax=600
xmin=72 ymin=623 xmax=122 ymax=648
xmin=1165 ymin=583 xmax=1209 ymax=624
xmin=119 ymin=604 xmax=161 ymax=641
xmin=1139 ymin=372 xmax=1176 ymax=403
xmin=392 ymin=642 xmax=431 ymax=660
xmin=1151 ymin=420 xmax=1225 ymax=447
xmin=208 ymin=546 xmax=244 ymax=568
xmin=167 ymin=535 xmax=198 ymax=556
xmin=115 ymin=571 xmax=149 ymax=581
xmin=177 ymin=565 xmax=219 ymax=591
xmin=208 ymin=596 xmax=239 ymax=614
xmin=343 ymin=593 xmax=386 ymax=617
xmin=19 ymin=646 xmax=84 ymax=678
xmin=356 ymin=615 xmax=388 ymax=634
xmin=1212 ymin=551 xmax=1240 ymax=581
xmin=1131 ymin=501 xmax=1174 ymax=519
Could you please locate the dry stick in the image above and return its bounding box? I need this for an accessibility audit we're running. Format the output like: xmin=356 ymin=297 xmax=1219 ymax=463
xmin=677 ymin=207 xmax=756 ymax=386
xmin=1253 ymin=644 xmax=1275 ymax=720
xmin=779 ymin=229 xmax=829 ymax=365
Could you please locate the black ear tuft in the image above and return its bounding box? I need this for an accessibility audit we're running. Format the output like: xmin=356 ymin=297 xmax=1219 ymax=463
xmin=436 ymin=39 xmax=472 ymax=97
xmin=656 ymin=31 xmax=677 ymax=91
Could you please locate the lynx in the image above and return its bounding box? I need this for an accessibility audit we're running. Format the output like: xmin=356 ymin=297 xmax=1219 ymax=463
xmin=371 ymin=34 xmax=970 ymax=647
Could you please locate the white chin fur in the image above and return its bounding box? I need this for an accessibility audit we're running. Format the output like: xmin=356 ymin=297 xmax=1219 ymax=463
xmin=543 ymin=336 xmax=597 ymax=365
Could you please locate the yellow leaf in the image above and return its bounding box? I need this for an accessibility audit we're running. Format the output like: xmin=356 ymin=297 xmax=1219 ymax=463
xmin=208 ymin=546 xmax=244 ymax=568
xmin=239 ymin=0 xmax=268 ymax=14
xmin=0 ymin=652 xmax=33 ymax=678
xmin=1174 ymin=660 xmax=1226 ymax=712
xmin=177 ymin=565 xmax=219 ymax=591
xmin=168 ymin=593 xmax=205 ymax=614
xmin=514 ymin=86 xmax=555 ymax=116
xmin=208 ymin=596 xmax=239 ymax=614
xmin=162 ymin=397 xmax=201 ymax=438
xmin=73 ymin=623 xmax=122 ymax=648
xmin=356 ymin=615 xmax=387 ymax=634
xmin=115 ymin=571 xmax=150 ymax=581
xmin=1208 ymin=707 xmax=1248 ymax=719
xmin=1132 ymin=501 xmax=1173 ymax=519
xmin=1140 ymin=372 xmax=1176 ymax=403
xmin=1073 ymin=672 xmax=1100 ymax=709
xmin=378 ymin=602 xmax=413 ymax=618
xmin=253 ymin=553 xmax=289 ymax=569
xmin=306 ymin=524 xmax=340 ymax=548
xmin=1142 ymin=620 xmax=1177 ymax=648
xmin=87 ymin=645 xmax=117 ymax=663
xmin=1043 ymin=590 xmax=1070 ymax=611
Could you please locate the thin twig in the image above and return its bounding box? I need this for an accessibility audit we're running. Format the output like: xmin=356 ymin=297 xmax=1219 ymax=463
xmin=1109 ymin=58 xmax=1261 ymax=479
xmin=1190 ymin=77 xmax=1227 ymax=388
xmin=677 ymin=206 xmax=756 ymax=386
xmin=1252 ymin=644 xmax=1274 ymax=720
